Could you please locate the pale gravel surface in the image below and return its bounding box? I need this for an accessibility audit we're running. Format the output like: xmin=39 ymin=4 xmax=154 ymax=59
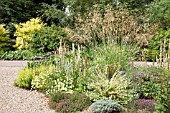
xmin=0 ymin=61 xmax=55 ymax=113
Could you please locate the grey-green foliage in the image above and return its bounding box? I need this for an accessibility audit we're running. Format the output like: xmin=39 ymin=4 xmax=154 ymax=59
xmin=90 ymin=100 xmax=123 ymax=113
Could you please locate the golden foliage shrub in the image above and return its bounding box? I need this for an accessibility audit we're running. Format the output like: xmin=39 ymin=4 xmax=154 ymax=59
xmin=0 ymin=24 xmax=11 ymax=54
xmin=14 ymin=18 xmax=45 ymax=49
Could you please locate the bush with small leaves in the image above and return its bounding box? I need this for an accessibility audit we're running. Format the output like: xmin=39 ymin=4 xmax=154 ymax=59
xmin=49 ymin=92 xmax=92 ymax=113
xmin=90 ymin=100 xmax=123 ymax=113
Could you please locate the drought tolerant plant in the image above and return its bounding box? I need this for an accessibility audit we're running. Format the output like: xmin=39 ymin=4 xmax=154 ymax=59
xmin=49 ymin=92 xmax=92 ymax=113
xmin=90 ymin=100 xmax=123 ymax=113
xmin=14 ymin=18 xmax=44 ymax=49
xmin=66 ymin=4 xmax=157 ymax=48
xmin=86 ymin=72 xmax=134 ymax=105
xmin=128 ymin=38 xmax=170 ymax=112
xmin=30 ymin=64 xmax=55 ymax=91
xmin=129 ymin=99 xmax=156 ymax=112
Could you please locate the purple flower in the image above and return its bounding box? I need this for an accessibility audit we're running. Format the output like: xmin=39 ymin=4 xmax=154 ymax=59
xmin=135 ymin=50 xmax=140 ymax=55
xmin=141 ymin=72 xmax=145 ymax=75
xmin=136 ymin=74 xmax=139 ymax=79
xmin=127 ymin=46 xmax=131 ymax=52
xmin=141 ymin=54 xmax=145 ymax=57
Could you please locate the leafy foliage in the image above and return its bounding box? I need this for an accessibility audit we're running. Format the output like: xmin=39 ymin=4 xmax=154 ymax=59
xmin=38 ymin=3 xmax=67 ymax=26
xmin=0 ymin=24 xmax=11 ymax=54
xmin=14 ymin=18 xmax=44 ymax=49
xmin=146 ymin=28 xmax=170 ymax=61
xmin=31 ymin=24 xmax=67 ymax=52
xmin=0 ymin=50 xmax=33 ymax=60
xmin=148 ymin=0 xmax=170 ymax=29
xmin=64 ymin=0 xmax=114 ymax=16
xmin=119 ymin=0 xmax=154 ymax=15
xmin=86 ymin=73 xmax=134 ymax=105
xmin=14 ymin=67 xmax=34 ymax=89
xmin=0 ymin=0 xmax=39 ymax=24
xmin=15 ymin=64 xmax=55 ymax=89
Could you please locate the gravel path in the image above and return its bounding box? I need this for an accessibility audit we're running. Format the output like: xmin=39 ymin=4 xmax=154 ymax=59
xmin=0 ymin=61 xmax=55 ymax=113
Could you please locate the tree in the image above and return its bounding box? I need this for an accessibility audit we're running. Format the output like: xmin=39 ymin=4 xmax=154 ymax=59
xmin=148 ymin=0 xmax=170 ymax=29
xmin=0 ymin=0 xmax=39 ymax=24
xmin=119 ymin=0 xmax=154 ymax=15
xmin=64 ymin=0 xmax=114 ymax=16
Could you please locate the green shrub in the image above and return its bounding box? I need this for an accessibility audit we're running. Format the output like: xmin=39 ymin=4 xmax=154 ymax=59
xmin=15 ymin=64 xmax=55 ymax=90
xmin=14 ymin=18 xmax=44 ymax=49
xmin=31 ymin=24 xmax=67 ymax=52
xmin=0 ymin=24 xmax=11 ymax=54
xmin=90 ymin=100 xmax=123 ymax=113
xmin=148 ymin=0 xmax=170 ymax=29
xmin=31 ymin=64 xmax=58 ymax=92
xmin=14 ymin=67 xmax=34 ymax=89
xmin=49 ymin=92 xmax=92 ymax=113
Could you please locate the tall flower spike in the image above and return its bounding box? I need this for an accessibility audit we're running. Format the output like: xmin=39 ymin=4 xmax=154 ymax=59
xmin=159 ymin=40 xmax=163 ymax=67
xmin=168 ymin=38 xmax=170 ymax=69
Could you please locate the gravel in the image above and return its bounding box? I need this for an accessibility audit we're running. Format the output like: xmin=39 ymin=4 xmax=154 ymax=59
xmin=0 ymin=61 xmax=55 ymax=113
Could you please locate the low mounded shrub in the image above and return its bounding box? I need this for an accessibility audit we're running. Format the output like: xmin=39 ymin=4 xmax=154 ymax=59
xmin=14 ymin=67 xmax=34 ymax=89
xmin=49 ymin=92 xmax=92 ymax=113
xmin=90 ymin=100 xmax=123 ymax=113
